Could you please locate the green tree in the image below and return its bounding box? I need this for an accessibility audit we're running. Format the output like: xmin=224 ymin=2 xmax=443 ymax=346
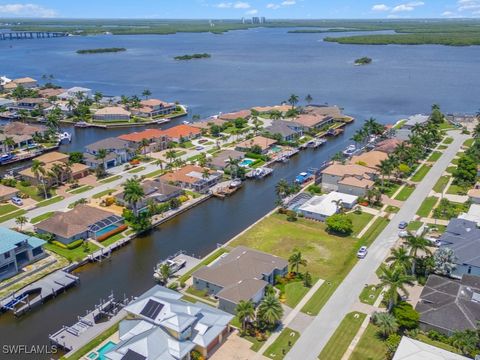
xmin=392 ymin=302 xmax=419 ymax=330
xmin=453 ymin=154 xmax=477 ymax=187
xmin=433 ymin=247 xmax=456 ymax=276
xmin=235 ymin=300 xmax=255 ymax=334
xmin=3 ymin=136 xmax=15 ymax=152
xmin=142 ymin=89 xmax=152 ymax=100
xmin=15 ymin=216 xmax=28 ymax=230
xmin=325 ymin=214 xmax=353 ymax=235
xmin=303 ymin=271 xmax=313 ymax=287
xmin=157 ymin=263 xmax=172 ymax=285
xmin=95 ymin=148 xmax=108 ymax=178
xmin=305 ymin=94 xmax=313 ymax=105
xmin=275 ymin=179 xmax=290 ymax=199
xmin=123 ymin=178 xmax=145 ymax=215
xmin=287 ymin=94 xmax=299 ymax=109
xmin=378 ymin=265 xmax=415 ymax=312
xmin=69 ymin=152 xmax=84 ymax=164
xmin=450 ymin=329 xmax=479 ymax=357
xmin=372 ymin=312 xmax=399 ymax=338
xmin=93 ymin=91 xmax=103 ymax=103
xmin=288 ymin=251 xmax=307 ymax=274
xmin=404 ymin=235 xmax=432 ymax=275
xmin=257 ymin=294 xmax=284 ymax=328
xmin=386 ymin=246 xmax=413 ymax=274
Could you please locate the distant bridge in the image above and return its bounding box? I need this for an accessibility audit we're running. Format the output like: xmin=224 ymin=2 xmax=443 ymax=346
xmin=0 ymin=31 xmax=68 ymax=41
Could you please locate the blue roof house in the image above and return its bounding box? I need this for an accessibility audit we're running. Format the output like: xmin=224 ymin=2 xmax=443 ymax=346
xmin=0 ymin=228 xmax=46 ymax=281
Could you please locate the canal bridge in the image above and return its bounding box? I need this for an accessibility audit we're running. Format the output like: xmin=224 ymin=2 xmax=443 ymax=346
xmin=0 ymin=31 xmax=68 ymax=40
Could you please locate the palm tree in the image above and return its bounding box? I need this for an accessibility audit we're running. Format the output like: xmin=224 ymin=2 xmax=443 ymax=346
xmin=257 ymin=294 xmax=284 ymax=328
xmin=305 ymin=94 xmax=313 ymax=105
xmin=450 ymin=330 xmax=479 ymax=356
xmin=378 ymin=159 xmax=395 ymax=187
xmin=288 ymin=94 xmax=299 ymax=110
xmin=404 ymin=235 xmax=432 ymax=275
xmin=197 ymin=152 xmax=208 ymax=167
xmin=50 ymin=162 xmax=65 ymax=186
xmin=93 ymin=91 xmax=103 ymax=103
xmin=364 ymin=117 xmax=384 ymax=135
xmin=15 ymin=216 xmax=28 ymax=230
xmin=331 ymin=199 xmax=345 ymax=214
xmin=66 ymin=98 xmax=76 ymax=113
xmin=351 ymin=130 xmax=366 ymax=148
xmin=140 ymin=138 xmax=150 ymax=155
xmin=63 ymin=162 xmax=73 ymax=183
xmin=386 ymin=246 xmax=413 ymax=274
xmin=17 ymin=109 xmax=29 ymax=122
xmin=378 ymin=265 xmax=415 ymax=312
xmin=288 ymin=251 xmax=307 ymax=274
xmin=270 ymin=110 xmax=282 ymax=120
xmin=275 ymin=179 xmax=290 ymax=199
xmin=201 ymin=168 xmax=211 ymax=182
xmin=433 ymin=248 xmax=457 ymax=276
xmin=372 ymin=312 xmax=399 ymax=338
xmin=227 ymin=157 xmax=240 ymax=179
xmin=3 ymin=136 xmax=15 ymax=153
xmin=95 ymin=149 xmax=108 ymax=178
xmin=31 ymin=159 xmax=48 ymax=199
xmin=157 ymin=263 xmax=172 ymax=285
xmin=142 ymin=89 xmax=152 ymax=100
xmin=154 ymin=158 xmax=165 ymax=170
xmin=165 ymin=150 xmax=177 ymax=165
xmin=235 ymin=300 xmax=255 ymax=334
xmin=123 ymin=178 xmax=145 ymax=215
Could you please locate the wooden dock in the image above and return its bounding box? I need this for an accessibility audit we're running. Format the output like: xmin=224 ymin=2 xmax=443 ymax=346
xmin=0 ymin=31 xmax=67 ymax=41
xmin=88 ymin=237 xmax=130 ymax=262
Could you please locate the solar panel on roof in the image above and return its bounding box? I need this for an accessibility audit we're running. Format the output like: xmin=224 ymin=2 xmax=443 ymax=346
xmin=121 ymin=349 xmax=146 ymax=360
xmin=140 ymin=299 xmax=164 ymax=320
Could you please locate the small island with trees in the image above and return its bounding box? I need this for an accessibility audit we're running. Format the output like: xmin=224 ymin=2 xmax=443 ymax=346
xmin=76 ymin=47 xmax=127 ymax=54
xmin=354 ymin=57 xmax=372 ymax=65
xmin=174 ymin=53 xmax=211 ymax=61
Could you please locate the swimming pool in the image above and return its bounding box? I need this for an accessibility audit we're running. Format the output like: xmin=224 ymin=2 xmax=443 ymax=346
xmin=270 ymin=145 xmax=282 ymax=153
xmin=88 ymin=341 xmax=116 ymax=360
xmin=96 ymin=224 xmax=120 ymax=237
xmin=239 ymin=158 xmax=255 ymax=167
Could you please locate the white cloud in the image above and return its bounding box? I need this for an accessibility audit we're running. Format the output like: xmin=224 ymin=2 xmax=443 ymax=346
xmin=0 ymin=3 xmax=57 ymax=17
xmin=372 ymin=4 xmax=390 ymax=11
xmin=266 ymin=3 xmax=281 ymax=9
xmin=246 ymin=9 xmax=258 ymax=15
xmin=215 ymin=2 xmax=232 ymax=8
xmin=234 ymin=2 xmax=250 ymax=9
xmin=265 ymin=0 xmax=296 ymax=10
xmin=391 ymin=1 xmax=425 ymax=13
xmin=281 ymin=0 xmax=296 ymax=5
xmin=215 ymin=2 xmax=251 ymax=9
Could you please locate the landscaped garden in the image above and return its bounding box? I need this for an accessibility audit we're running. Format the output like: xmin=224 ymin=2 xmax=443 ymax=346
xmin=44 ymin=240 xmax=100 ymax=262
xmin=359 ymin=284 xmax=383 ymax=305
xmin=416 ymin=196 xmax=438 ymax=217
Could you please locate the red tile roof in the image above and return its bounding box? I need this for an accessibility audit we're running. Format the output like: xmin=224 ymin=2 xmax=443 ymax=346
xmin=161 ymin=124 xmax=201 ymax=139
xmin=118 ymin=129 xmax=166 ymax=142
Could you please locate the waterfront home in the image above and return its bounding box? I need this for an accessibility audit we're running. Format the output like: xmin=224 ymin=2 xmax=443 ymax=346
xmin=209 ymin=149 xmax=245 ymax=170
xmin=297 ymin=191 xmax=358 ymax=221
xmin=190 ymin=117 xmax=228 ymax=130
xmin=321 ymin=163 xmax=378 ymax=197
xmin=37 ymin=88 xmax=65 ymax=99
xmin=439 ymin=218 xmax=480 ymax=278
xmin=294 ymin=113 xmax=333 ymax=130
xmin=93 ymin=106 xmax=131 ymax=122
xmin=104 ymin=285 xmax=233 ymax=360
xmin=459 ymin=203 xmax=480 ymax=226
xmin=35 ymin=204 xmax=124 ymax=244
xmin=218 ymin=109 xmax=251 ymax=121
xmin=58 ymin=86 xmax=92 ymax=100
xmin=115 ymin=178 xmax=184 ymax=212
xmin=118 ymin=128 xmax=170 ymax=153
xmin=404 ymin=114 xmax=430 ymax=129
xmin=0 ymin=184 xmax=19 ymax=201
xmin=192 ymin=246 xmax=288 ymax=314
xmin=161 ymin=124 xmax=201 ymax=143
xmin=235 ymin=136 xmax=277 ymax=154
xmin=2 ymin=122 xmax=47 ymax=137
xmin=12 ymin=97 xmax=47 ymax=111
xmin=44 ymin=101 xmax=73 ymax=117
xmin=7 ymin=77 xmax=38 ymax=90
xmin=264 ymin=119 xmax=304 ymax=141
xmin=0 ymin=134 xmax=35 ymax=153
xmin=252 ymin=105 xmax=291 ymax=114
xmin=349 ymin=150 xmax=389 ymax=170
xmin=0 ymin=228 xmax=46 ymax=281
xmin=375 ymin=138 xmax=403 ymax=154
xmin=160 ymin=165 xmax=222 ymax=193
xmin=416 ymin=274 xmax=480 ymax=336
xmin=132 ymin=98 xmax=176 ymax=118
xmin=393 ymin=336 xmax=470 ymax=360
xmin=468 ymin=183 xmax=480 ymax=204
xmin=0 ymin=75 xmax=11 ymax=89
xmin=304 ymin=105 xmax=354 ymax=122
xmin=0 ymin=98 xmax=15 ymax=108
xmin=83 ymin=137 xmax=134 ymax=170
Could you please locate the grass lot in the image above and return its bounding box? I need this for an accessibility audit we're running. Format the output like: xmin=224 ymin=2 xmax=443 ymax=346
xmin=15 ymin=183 xmax=43 ymax=201
xmin=100 ymin=175 xmax=122 ymax=184
xmin=44 ymin=241 xmax=100 ymax=262
xmin=446 ymin=183 xmax=468 ymax=195
xmin=280 ymin=279 xmax=316 ymax=308
xmin=127 ymin=166 xmax=146 ymax=174
xmin=394 ymin=185 xmax=415 ymax=201
xmin=446 ymin=166 xmax=457 ymax=174
xmin=37 ymin=196 xmax=64 ymax=207
xmin=243 ymin=335 xmax=265 ymax=352
xmin=433 ymin=176 xmax=450 ymax=193
xmin=416 ymin=196 xmax=439 ymax=217
xmin=92 ymin=189 xmax=115 ymax=199
xmin=349 ymin=323 xmax=386 ymax=360
xmin=393 ymin=119 xmax=407 ymax=129
xmin=427 ymin=151 xmax=442 ymax=162
xmin=68 ymin=185 xmax=94 ymax=194
xmin=359 ymin=284 xmax=382 ymax=305
xmin=438 ymin=145 xmax=448 ymax=150
xmin=174 ymin=150 xmax=187 ymax=157
xmin=383 ymin=182 xmax=401 ymax=198
xmin=144 ymin=168 xmax=165 ymax=178
xmin=463 ymin=138 xmax=475 ymax=148
xmin=318 ymin=312 xmax=367 ymax=360
xmin=177 ymin=248 xmax=229 ymax=283
xmin=385 ymin=205 xmax=399 ymax=213
xmin=100 ymin=233 xmax=125 ymax=247
xmin=443 ymin=137 xmax=454 ymax=144
xmin=411 ymin=165 xmax=431 ymax=182
xmin=30 ymin=211 xmax=55 ymax=224
xmin=407 ymin=221 xmax=424 ymax=232
xmin=264 ymin=328 xmax=300 ymax=360
xmin=451 ymin=158 xmax=459 ymax=165
xmin=0 ymin=204 xmax=18 ymax=215
xmin=0 ymin=209 xmax=27 ymax=223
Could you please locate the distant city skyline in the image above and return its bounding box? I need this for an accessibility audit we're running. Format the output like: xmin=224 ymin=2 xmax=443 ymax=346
xmin=0 ymin=1 xmax=479 ymax=19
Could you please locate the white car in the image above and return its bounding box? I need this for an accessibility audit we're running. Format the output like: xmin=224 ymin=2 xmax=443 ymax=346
xmin=357 ymin=246 xmax=368 ymax=259
xmin=399 ymin=230 xmax=410 ymax=238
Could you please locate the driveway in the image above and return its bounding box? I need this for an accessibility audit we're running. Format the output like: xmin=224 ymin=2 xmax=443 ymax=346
xmin=210 ymin=330 xmax=267 ymax=360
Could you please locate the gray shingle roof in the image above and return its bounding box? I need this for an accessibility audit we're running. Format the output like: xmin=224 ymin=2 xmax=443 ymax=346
xmin=439 ymin=218 xmax=480 ymax=267
xmin=86 ymin=137 xmax=130 ymax=152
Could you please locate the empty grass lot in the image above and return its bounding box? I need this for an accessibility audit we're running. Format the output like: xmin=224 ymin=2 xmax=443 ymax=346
xmin=394 ymin=185 xmax=415 ymax=201
xmin=349 ymin=323 xmax=387 ymax=360
xmin=264 ymin=328 xmax=300 ymax=360
xmin=433 ymin=176 xmax=450 ymax=193
xmin=416 ymin=196 xmax=439 ymax=217
xmin=318 ymin=312 xmax=367 ymax=360
xmin=427 ymin=151 xmax=442 ymax=162
xmin=411 ymin=165 xmax=431 ymax=182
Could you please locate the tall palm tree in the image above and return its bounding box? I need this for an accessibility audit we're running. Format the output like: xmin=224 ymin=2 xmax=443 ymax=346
xmin=270 ymin=110 xmax=282 ymax=120
xmin=142 ymin=89 xmax=152 ymax=100
xmin=372 ymin=312 xmax=399 ymax=338
xmin=66 ymin=98 xmax=76 ymax=113
xmin=378 ymin=159 xmax=395 ymax=187
xmin=63 ymin=162 xmax=73 ymax=183
xmin=201 ymin=168 xmax=211 ymax=181
xmin=450 ymin=330 xmax=479 ymax=356
xmin=227 ymin=157 xmax=240 ymax=179
xmin=94 ymin=91 xmax=103 ymax=103
xmin=140 ymin=138 xmax=150 ymax=155
xmin=95 ymin=148 xmax=108 ymax=178
xmin=31 ymin=159 xmax=48 ymax=199
xmin=3 ymin=136 xmax=15 ymax=153
xmin=235 ymin=300 xmax=255 ymax=334
xmin=331 ymin=199 xmax=345 ymax=214
xmin=154 ymin=158 xmax=165 ymax=170
xmin=288 ymin=251 xmax=307 ymax=274
xmin=404 ymin=235 xmax=432 ymax=275
xmin=50 ymin=162 xmax=65 ymax=186
xmin=165 ymin=150 xmax=177 ymax=165
xmin=433 ymin=248 xmax=457 ymax=276
xmin=305 ymin=94 xmax=313 ymax=105
xmin=275 ymin=179 xmax=290 ymax=199
xmin=15 ymin=216 xmax=28 ymax=230
xmin=257 ymin=294 xmax=284 ymax=328
xmin=386 ymin=246 xmax=413 ymax=274
xmin=123 ymin=178 xmax=145 ymax=215
xmin=288 ymin=94 xmax=299 ymax=110
xmin=378 ymin=265 xmax=415 ymax=312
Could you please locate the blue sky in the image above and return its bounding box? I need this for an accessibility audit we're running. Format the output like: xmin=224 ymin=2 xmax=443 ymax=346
xmin=0 ymin=1 xmax=479 ymax=19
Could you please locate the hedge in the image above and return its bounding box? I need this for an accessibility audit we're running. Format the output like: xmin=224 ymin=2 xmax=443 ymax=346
xmin=52 ymin=239 xmax=84 ymax=250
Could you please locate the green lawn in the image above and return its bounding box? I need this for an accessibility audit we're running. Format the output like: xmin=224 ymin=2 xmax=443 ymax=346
xmin=0 ymin=209 xmax=27 ymax=223
xmin=177 ymin=248 xmax=229 ymax=283
xmin=68 ymin=185 xmax=94 ymax=194
xmin=438 ymin=145 xmax=448 ymax=150
xmin=0 ymin=204 xmax=18 ymax=215
xmin=30 ymin=211 xmax=55 ymax=224
xmin=243 ymin=335 xmax=266 ymax=352
xmin=385 ymin=205 xmax=399 ymax=213
xmin=144 ymin=168 xmax=165 ymax=178
xmin=393 ymin=119 xmax=407 ymax=129
xmin=443 ymin=137 xmax=454 ymax=144
xmin=411 ymin=165 xmax=431 ymax=182
xmin=433 ymin=176 xmax=450 ymax=193
xmin=264 ymin=328 xmax=300 ymax=360
xmin=349 ymin=323 xmax=387 ymax=360
xmin=44 ymin=241 xmax=99 ymax=262
xmin=174 ymin=150 xmax=187 ymax=157
xmin=416 ymin=196 xmax=439 ymax=217
xmin=37 ymin=196 xmax=64 ymax=207
xmin=318 ymin=312 xmax=367 ymax=360
xmin=384 ymin=182 xmax=401 ymax=198
xmin=15 ymin=183 xmax=43 ymax=201
xmin=463 ymin=138 xmax=475 ymax=148
xmin=416 ymin=334 xmax=461 ymax=354
xmin=407 ymin=221 xmax=424 ymax=232
xmin=451 ymin=158 xmax=459 ymax=165
xmin=92 ymin=189 xmax=116 ymax=199
xmin=359 ymin=284 xmax=382 ymax=305
xmin=347 ymin=212 xmax=374 ymax=236
xmin=100 ymin=233 xmax=125 ymax=247
xmin=282 ymin=280 xmax=314 ymax=308
xmin=446 ymin=183 xmax=469 ymax=195
xmin=127 ymin=166 xmax=146 ymax=174
xmin=394 ymin=185 xmax=415 ymax=201
xmin=100 ymin=175 xmax=122 ymax=184
xmin=446 ymin=166 xmax=457 ymax=174
xmin=427 ymin=151 xmax=442 ymax=162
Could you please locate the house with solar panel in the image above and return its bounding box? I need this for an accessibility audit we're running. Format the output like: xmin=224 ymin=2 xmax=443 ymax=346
xmin=0 ymin=228 xmax=46 ymax=281
xmin=103 ymin=285 xmax=233 ymax=360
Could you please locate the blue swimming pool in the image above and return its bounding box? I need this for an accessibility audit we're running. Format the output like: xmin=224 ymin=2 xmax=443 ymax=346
xmin=97 ymin=341 xmax=117 ymax=360
xmin=239 ymin=158 xmax=255 ymax=167
xmin=96 ymin=224 xmax=119 ymax=237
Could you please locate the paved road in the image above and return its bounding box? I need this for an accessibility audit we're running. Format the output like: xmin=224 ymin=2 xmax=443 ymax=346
xmin=286 ymin=131 xmax=468 ymax=360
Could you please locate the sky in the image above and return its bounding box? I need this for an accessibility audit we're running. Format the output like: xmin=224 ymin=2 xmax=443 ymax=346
xmin=0 ymin=1 xmax=479 ymax=19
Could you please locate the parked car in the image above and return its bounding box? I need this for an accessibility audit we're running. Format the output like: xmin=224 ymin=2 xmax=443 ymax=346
xmin=198 ymin=139 xmax=208 ymax=144
xmin=425 ymin=236 xmax=441 ymax=247
xmin=399 ymin=230 xmax=410 ymax=238
xmin=357 ymin=246 xmax=368 ymax=259
xmin=11 ymin=196 xmax=23 ymax=206
xmin=398 ymin=221 xmax=408 ymax=229
xmin=195 ymin=146 xmax=204 ymax=151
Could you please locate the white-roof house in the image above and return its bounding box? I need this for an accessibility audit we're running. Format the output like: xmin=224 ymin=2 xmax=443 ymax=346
xmin=298 ymin=191 xmax=358 ymax=221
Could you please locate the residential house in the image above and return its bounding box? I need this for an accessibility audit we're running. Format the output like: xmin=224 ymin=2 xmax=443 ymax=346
xmin=104 ymin=285 xmax=233 ymax=360
xmin=0 ymin=228 xmax=46 ymax=281
xmin=235 ymin=136 xmax=277 ymax=154
xmin=83 ymin=137 xmax=134 ymax=170
xmin=93 ymin=107 xmax=131 ymax=122
xmin=416 ymin=274 xmax=480 ymax=335
xmin=192 ymin=246 xmax=288 ymax=314
xmin=404 ymin=114 xmax=430 ymax=129
xmin=11 ymin=77 xmax=38 ymax=89
xmin=190 ymin=118 xmax=228 ymax=131
xmin=0 ymin=122 xmax=47 ymax=152
xmin=393 ymin=336 xmax=470 ymax=360
xmin=459 ymin=203 xmax=480 ymax=226
xmin=252 ymin=105 xmax=291 ymax=114
xmin=13 ymin=97 xmax=47 ymax=111
xmin=468 ymin=183 xmax=480 ymax=204
xmin=0 ymin=98 xmax=15 ymax=108
xmin=264 ymin=119 xmax=304 ymax=141
xmin=116 ymin=178 xmax=184 ymax=212
xmin=218 ymin=110 xmax=251 ymax=121
xmin=132 ymin=99 xmax=176 ymax=118
xmin=0 ymin=184 xmax=18 ymax=201
xmin=35 ymin=204 xmax=124 ymax=244
xmin=161 ymin=125 xmax=201 ymax=143
xmin=321 ymin=163 xmax=378 ymax=197
xmin=0 ymin=134 xmax=34 ymax=153
xmin=44 ymin=101 xmax=73 ymax=117
xmin=58 ymin=87 xmax=92 ymax=100
xmin=160 ymin=165 xmax=222 ymax=193
xmin=37 ymin=88 xmax=65 ymax=99
xmin=209 ymin=149 xmax=245 ymax=170
xmin=349 ymin=150 xmax=389 ymax=170
xmin=297 ymin=191 xmax=358 ymax=221
xmin=0 ymin=76 xmax=12 ymax=89
xmin=293 ymin=113 xmax=333 ymax=130
xmin=118 ymin=129 xmax=170 ymax=153
xmin=375 ymin=138 xmax=403 ymax=154
xmin=438 ymin=218 xmax=480 ymax=278
xmin=304 ymin=105 xmax=354 ymax=122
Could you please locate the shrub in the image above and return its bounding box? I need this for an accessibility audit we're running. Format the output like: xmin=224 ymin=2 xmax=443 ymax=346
xmin=393 ymin=302 xmax=419 ymax=330
xmin=52 ymin=239 xmax=84 ymax=250
xmin=1 ymin=178 xmax=17 ymax=187
xmin=326 ymin=214 xmax=353 ymax=235
xmin=286 ymin=210 xmax=297 ymax=222
xmin=20 ymin=179 xmax=31 ymax=187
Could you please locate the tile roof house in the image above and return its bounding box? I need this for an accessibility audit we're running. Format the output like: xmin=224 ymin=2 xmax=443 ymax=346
xmin=104 ymin=286 xmax=233 ymax=360
xmin=293 ymin=113 xmax=333 ymax=129
xmin=235 ymin=136 xmax=277 ymax=154
xmin=218 ymin=110 xmax=251 ymax=121
xmin=133 ymin=99 xmax=176 ymax=118
xmin=58 ymin=87 xmax=92 ymax=100
xmin=297 ymin=191 xmax=358 ymax=221
xmin=415 ymin=274 xmax=480 ymax=335
xmin=404 ymin=114 xmax=430 ymax=129
xmin=37 ymin=88 xmax=65 ymax=99
xmin=192 ymin=246 xmax=288 ymax=314
xmin=350 ymin=150 xmax=389 ymax=169
xmin=393 ymin=336 xmax=470 ymax=360
xmin=35 ymin=205 xmax=124 ymax=244
xmin=160 ymin=165 xmax=222 ymax=194
xmin=252 ymin=105 xmax=291 ymax=113
xmin=321 ymin=163 xmax=378 ymax=197
xmin=0 ymin=184 xmax=18 ymax=201
xmin=208 ymin=149 xmax=245 ymax=170
xmin=118 ymin=129 xmax=170 ymax=152
xmin=0 ymin=228 xmax=46 ymax=281
xmin=161 ymin=125 xmax=201 ymax=143
xmin=84 ymin=137 xmax=134 ymax=169
xmin=375 ymin=138 xmax=403 ymax=154
xmin=11 ymin=77 xmax=37 ymax=89
xmin=264 ymin=119 xmax=304 ymax=141
xmin=439 ymin=218 xmax=480 ymax=278
xmin=3 ymin=121 xmax=47 ymax=136
xmin=13 ymin=97 xmax=47 ymax=110
xmin=93 ymin=106 xmax=131 ymax=122
xmin=190 ymin=118 xmax=228 ymax=130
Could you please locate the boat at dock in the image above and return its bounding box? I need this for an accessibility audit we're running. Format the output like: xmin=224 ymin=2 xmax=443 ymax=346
xmin=74 ymin=121 xmax=90 ymax=128
xmin=327 ymin=128 xmax=344 ymax=136
xmin=58 ymin=131 xmax=72 ymax=144
xmin=153 ymin=256 xmax=187 ymax=281
xmin=306 ymin=138 xmax=327 ymax=148
xmin=246 ymin=167 xmax=274 ymax=179
xmin=342 ymin=144 xmax=357 ymax=157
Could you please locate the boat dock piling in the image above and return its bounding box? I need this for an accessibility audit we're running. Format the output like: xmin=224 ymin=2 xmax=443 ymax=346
xmin=88 ymin=237 xmax=130 ymax=262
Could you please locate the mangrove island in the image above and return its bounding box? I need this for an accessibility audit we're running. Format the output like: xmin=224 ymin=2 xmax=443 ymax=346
xmin=354 ymin=56 xmax=372 ymax=65
xmin=174 ymin=53 xmax=211 ymax=61
xmin=76 ymin=47 xmax=127 ymax=54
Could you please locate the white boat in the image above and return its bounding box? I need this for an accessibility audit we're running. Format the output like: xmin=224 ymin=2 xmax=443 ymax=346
xmin=229 ymin=179 xmax=242 ymax=188
xmin=182 ymin=120 xmax=190 ymax=125
xmin=58 ymin=131 xmax=72 ymax=144
xmin=74 ymin=121 xmax=89 ymax=128
xmin=342 ymin=144 xmax=357 ymax=157
xmin=153 ymin=258 xmax=186 ymax=281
